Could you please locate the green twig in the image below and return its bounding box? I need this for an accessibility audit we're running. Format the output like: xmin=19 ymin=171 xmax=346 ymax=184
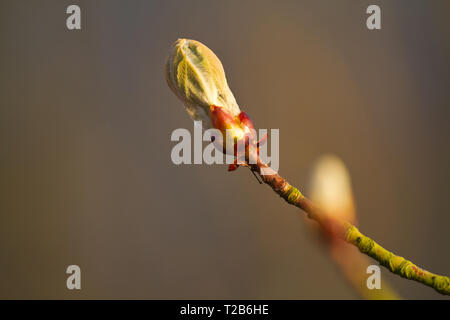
xmin=251 ymin=160 xmax=450 ymax=295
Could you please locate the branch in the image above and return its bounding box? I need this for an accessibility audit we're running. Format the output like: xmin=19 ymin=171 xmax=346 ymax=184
xmin=164 ymin=37 xmax=449 ymax=296
xmin=250 ymin=160 xmax=450 ymax=295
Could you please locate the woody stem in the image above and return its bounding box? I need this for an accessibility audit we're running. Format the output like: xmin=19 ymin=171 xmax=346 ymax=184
xmin=250 ymin=160 xmax=450 ymax=295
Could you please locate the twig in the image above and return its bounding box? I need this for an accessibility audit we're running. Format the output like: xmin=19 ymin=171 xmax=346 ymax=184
xmin=165 ymin=38 xmax=450 ymax=296
xmin=250 ymin=160 xmax=450 ymax=295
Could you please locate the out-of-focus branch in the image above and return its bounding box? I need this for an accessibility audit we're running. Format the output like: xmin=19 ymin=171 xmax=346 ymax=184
xmin=327 ymin=239 xmax=400 ymax=299
xmin=308 ymin=154 xmax=399 ymax=299
xmin=250 ymin=160 xmax=450 ymax=295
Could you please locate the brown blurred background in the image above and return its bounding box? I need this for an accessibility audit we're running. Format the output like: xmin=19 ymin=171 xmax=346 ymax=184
xmin=1 ymin=0 xmax=449 ymax=299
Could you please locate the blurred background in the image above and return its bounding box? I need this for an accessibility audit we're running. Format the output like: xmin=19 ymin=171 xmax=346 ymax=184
xmin=1 ymin=0 xmax=449 ymax=299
